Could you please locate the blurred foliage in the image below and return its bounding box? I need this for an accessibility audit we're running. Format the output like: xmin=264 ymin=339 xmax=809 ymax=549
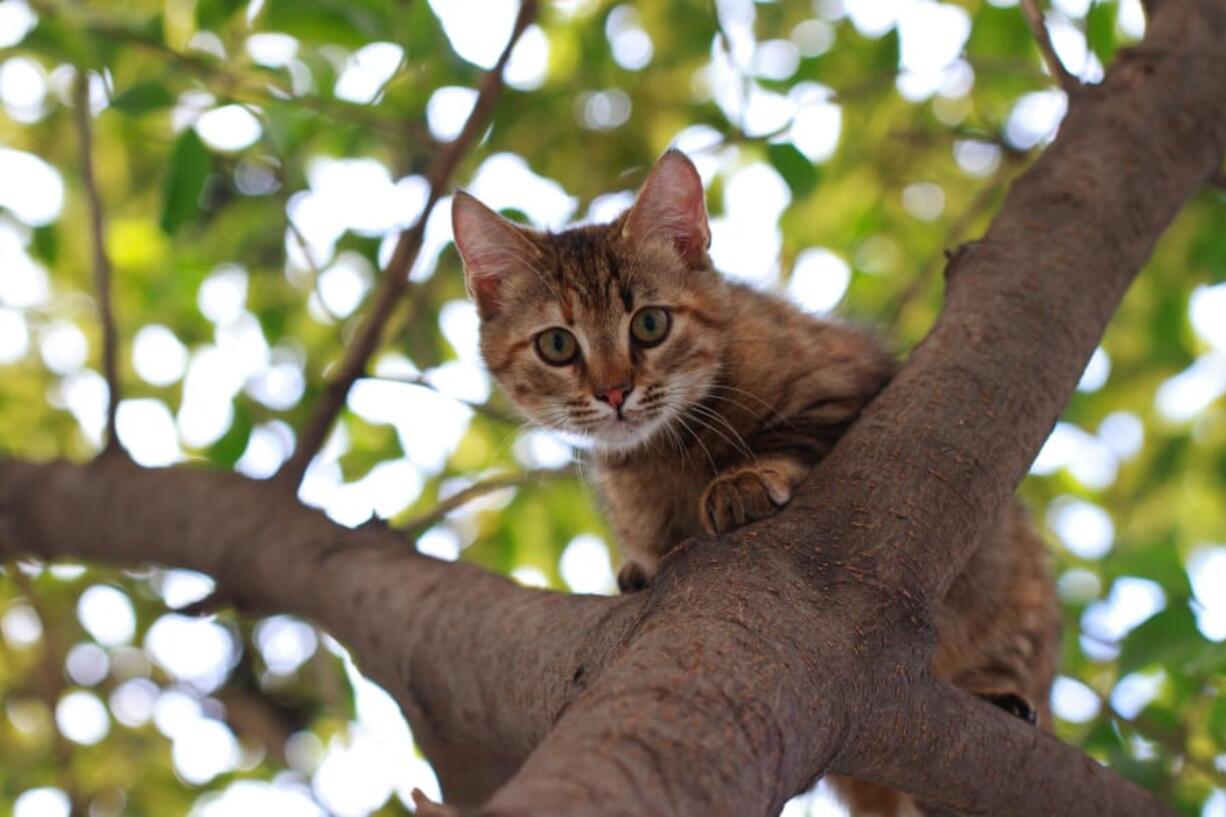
xmin=1 ymin=0 xmax=1225 ymax=815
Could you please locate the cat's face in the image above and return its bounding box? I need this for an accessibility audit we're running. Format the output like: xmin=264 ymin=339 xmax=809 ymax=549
xmin=452 ymin=150 xmax=729 ymax=453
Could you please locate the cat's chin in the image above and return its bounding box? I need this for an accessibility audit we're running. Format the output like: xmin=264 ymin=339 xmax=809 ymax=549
xmin=589 ymin=416 xmax=666 ymax=454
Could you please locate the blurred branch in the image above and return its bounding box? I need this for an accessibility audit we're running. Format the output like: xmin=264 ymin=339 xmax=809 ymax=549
xmin=1103 ymin=698 xmax=1226 ymax=789
xmin=1020 ymin=0 xmax=1082 ymax=95
xmin=6 ymin=563 xmax=87 ymax=817
xmin=370 ymin=51 xmax=410 ymax=105
xmin=276 ymin=0 xmax=539 ymax=490
xmin=72 ymin=69 xmax=124 ymax=459
xmin=284 ymin=214 xmax=344 ymax=324
xmin=883 ymin=162 xmax=1017 ymax=326
xmin=1209 ymin=167 xmax=1226 ymax=190
xmin=401 ymin=466 xmax=577 ymax=541
xmin=2 ymin=0 xmax=1223 ymax=814
xmin=30 ymin=0 xmax=436 ymax=148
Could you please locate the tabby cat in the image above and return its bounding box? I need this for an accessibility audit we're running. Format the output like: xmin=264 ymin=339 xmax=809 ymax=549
xmin=451 ymin=149 xmax=1060 ymax=816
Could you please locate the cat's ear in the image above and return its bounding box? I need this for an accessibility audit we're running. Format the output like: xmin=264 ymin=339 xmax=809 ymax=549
xmin=623 ymin=149 xmax=711 ymax=269
xmin=451 ymin=191 xmax=540 ymax=318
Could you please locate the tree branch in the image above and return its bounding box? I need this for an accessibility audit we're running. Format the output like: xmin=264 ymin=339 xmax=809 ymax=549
xmin=0 ymin=456 xmax=633 ymax=805
xmin=6 ymin=562 xmax=88 ymax=817
xmin=444 ymin=0 xmax=1226 ymax=811
xmin=2 ymin=1 xmax=1224 ymax=815
xmin=1020 ymin=0 xmax=1081 ymax=95
xmin=29 ymin=0 xmax=438 ymax=149
xmin=276 ymin=0 xmax=538 ymax=489
xmin=72 ymin=69 xmax=123 ymax=457
xmin=883 ymin=160 xmax=1016 ymax=326
xmin=844 ymin=679 xmax=1173 ymax=816
xmin=401 ymin=466 xmax=577 ymax=541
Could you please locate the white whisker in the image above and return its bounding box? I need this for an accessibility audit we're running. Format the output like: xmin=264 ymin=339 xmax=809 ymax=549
xmin=683 ymin=401 xmax=755 ymax=461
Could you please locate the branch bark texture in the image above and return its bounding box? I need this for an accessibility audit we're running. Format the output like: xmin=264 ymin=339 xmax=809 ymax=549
xmin=3 ymin=1 xmax=1225 ymax=815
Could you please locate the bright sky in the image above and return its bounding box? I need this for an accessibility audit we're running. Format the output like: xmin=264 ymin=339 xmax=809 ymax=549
xmin=0 ymin=1 xmax=1219 ymax=815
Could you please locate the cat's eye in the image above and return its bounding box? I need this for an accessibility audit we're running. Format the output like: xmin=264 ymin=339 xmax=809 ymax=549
xmin=535 ymin=328 xmax=579 ymax=365
xmin=630 ymin=307 xmax=671 ymax=346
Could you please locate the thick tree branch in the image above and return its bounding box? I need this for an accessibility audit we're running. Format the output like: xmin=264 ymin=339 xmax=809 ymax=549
xmin=454 ymin=0 xmax=1226 ymax=811
xmin=845 ymin=679 xmax=1172 ymax=815
xmin=277 ymin=0 xmax=538 ymax=488
xmin=2 ymin=0 xmax=1224 ymax=815
xmin=0 ymin=456 xmax=633 ymax=805
xmin=72 ymin=69 xmax=123 ymax=456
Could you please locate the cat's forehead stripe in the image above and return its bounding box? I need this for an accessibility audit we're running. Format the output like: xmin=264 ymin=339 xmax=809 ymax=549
xmin=541 ymin=225 xmax=635 ymax=314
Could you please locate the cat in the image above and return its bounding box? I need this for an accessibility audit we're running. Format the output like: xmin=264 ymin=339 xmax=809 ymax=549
xmin=451 ymin=149 xmax=1060 ymax=816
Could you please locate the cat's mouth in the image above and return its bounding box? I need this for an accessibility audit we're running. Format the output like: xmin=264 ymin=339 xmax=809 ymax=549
xmin=589 ymin=408 xmax=664 ymax=451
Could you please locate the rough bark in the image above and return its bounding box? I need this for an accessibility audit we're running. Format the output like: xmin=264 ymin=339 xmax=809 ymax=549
xmin=2 ymin=0 xmax=1225 ymax=815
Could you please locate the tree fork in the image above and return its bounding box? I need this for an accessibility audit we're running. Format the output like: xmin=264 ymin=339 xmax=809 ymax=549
xmin=1 ymin=0 xmax=1224 ymax=815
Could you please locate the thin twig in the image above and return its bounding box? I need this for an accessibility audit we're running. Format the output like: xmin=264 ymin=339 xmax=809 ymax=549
xmin=275 ymin=0 xmax=539 ymax=489
xmin=73 ymin=69 xmax=124 ymax=457
xmin=30 ymin=0 xmax=436 ymax=147
xmin=285 ymin=214 xmax=344 ymax=324
xmin=370 ymin=51 xmax=410 ymax=104
xmin=401 ymin=466 xmax=576 ymax=540
xmin=1103 ymin=699 xmax=1226 ymax=788
xmin=883 ymin=163 xmax=1016 ymax=326
xmin=1020 ymin=0 xmax=1081 ymax=95
xmin=709 ymin=0 xmax=751 ymax=139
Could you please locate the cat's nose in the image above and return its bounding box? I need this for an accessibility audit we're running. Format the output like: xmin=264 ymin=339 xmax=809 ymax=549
xmin=595 ymin=383 xmax=633 ymax=410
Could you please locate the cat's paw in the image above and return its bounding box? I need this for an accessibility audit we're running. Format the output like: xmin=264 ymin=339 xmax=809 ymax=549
xmin=700 ymin=462 xmax=797 ymax=535
xmin=617 ymin=561 xmax=650 ymax=593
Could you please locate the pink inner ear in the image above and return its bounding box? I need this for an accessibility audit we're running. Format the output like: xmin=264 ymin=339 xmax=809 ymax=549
xmin=463 ymin=252 xmax=505 ymax=316
xmin=452 ymin=192 xmax=537 ymax=318
xmin=624 ymin=150 xmax=711 ymax=269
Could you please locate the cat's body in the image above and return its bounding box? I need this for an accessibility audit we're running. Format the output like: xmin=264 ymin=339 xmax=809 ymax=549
xmin=593 ymin=277 xmax=894 ymax=581
xmin=452 ymin=150 xmax=1060 ymax=817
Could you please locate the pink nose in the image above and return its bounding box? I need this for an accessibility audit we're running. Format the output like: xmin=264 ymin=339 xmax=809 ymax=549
xmin=596 ymin=384 xmax=632 ymax=410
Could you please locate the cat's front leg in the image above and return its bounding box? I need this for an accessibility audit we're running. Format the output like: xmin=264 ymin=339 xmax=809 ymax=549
xmin=616 ymin=560 xmax=650 ymax=593
xmin=700 ymin=454 xmax=809 ymax=535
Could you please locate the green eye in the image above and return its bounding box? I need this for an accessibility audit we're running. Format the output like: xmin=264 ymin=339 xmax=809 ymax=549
xmin=630 ymin=307 xmax=671 ymax=346
xmin=535 ymin=328 xmax=579 ymax=365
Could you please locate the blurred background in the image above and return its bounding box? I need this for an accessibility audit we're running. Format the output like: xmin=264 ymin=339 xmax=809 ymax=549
xmin=0 ymin=0 xmax=1224 ymax=814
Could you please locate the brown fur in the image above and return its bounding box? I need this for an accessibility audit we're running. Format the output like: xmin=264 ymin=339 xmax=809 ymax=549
xmin=452 ymin=151 xmax=1060 ymax=816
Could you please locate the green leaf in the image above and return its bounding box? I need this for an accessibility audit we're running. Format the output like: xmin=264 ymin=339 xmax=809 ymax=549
xmin=768 ymin=142 xmax=819 ymax=199
xmin=196 ymin=0 xmax=247 ymax=29
xmin=965 ymin=5 xmax=1036 ymax=61
xmin=1106 ymin=749 xmax=1166 ymax=792
xmin=338 ymin=415 xmax=403 ymax=482
xmin=1085 ymin=0 xmax=1117 ymax=66
xmin=262 ymin=0 xmax=392 ymax=48
xmin=1106 ymin=535 xmax=1192 ymax=598
xmin=111 ymin=81 xmax=175 ymax=115
xmin=32 ymin=225 xmax=58 ymax=265
xmin=205 ymin=402 xmax=252 ymax=467
xmin=19 ymin=16 xmax=96 ymax=65
xmin=1209 ymin=696 xmax=1226 ymax=742
xmin=1118 ymin=607 xmax=1206 ymax=675
xmin=160 ymin=128 xmax=211 ymax=233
